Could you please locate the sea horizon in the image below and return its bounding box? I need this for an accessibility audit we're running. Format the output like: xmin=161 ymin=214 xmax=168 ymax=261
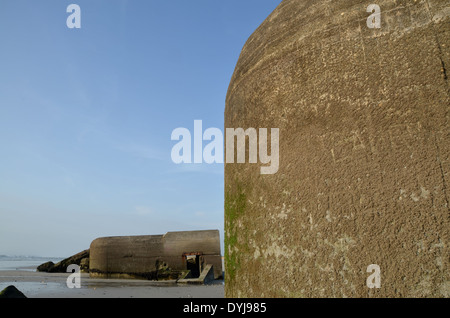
xmin=0 ymin=255 xmax=63 ymax=272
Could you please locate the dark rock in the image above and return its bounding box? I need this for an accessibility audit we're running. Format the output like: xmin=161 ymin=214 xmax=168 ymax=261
xmin=0 ymin=285 xmax=27 ymax=298
xmin=36 ymin=261 xmax=55 ymax=272
xmin=51 ymin=249 xmax=89 ymax=273
xmin=80 ymin=257 xmax=89 ymax=273
xmin=37 ymin=249 xmax=89 ymax=273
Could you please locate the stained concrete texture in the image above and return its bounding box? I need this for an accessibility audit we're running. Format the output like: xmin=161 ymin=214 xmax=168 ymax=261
xmin=225 ymin=0 xmax=449 ymax=297
xmin=89 ymin=230 xmax=222 ymax=280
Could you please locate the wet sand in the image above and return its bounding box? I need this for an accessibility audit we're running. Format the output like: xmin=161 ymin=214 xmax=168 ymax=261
xmin=0 ymin=270 xmax=224 ymax=298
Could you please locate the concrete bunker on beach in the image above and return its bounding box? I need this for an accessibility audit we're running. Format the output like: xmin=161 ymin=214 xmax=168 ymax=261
xmin=89 ymin=230 xmax=222 ymax=281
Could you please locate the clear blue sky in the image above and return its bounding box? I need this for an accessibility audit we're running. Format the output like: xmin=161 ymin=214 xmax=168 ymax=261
xmin=0 ymin=0 xmax=281 ymax=257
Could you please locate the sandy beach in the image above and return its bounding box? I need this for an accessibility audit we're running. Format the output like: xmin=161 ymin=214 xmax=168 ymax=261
xmin=0 ymin=270 xmax=224 ymax=298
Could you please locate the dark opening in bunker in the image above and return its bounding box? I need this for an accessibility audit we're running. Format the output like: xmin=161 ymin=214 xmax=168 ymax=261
xmin=183 ymin=252 xmax=203 ymax=278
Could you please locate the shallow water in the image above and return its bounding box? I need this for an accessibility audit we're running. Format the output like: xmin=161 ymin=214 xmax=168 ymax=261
xmin=0 ymin=256 xmax=62 ymax=271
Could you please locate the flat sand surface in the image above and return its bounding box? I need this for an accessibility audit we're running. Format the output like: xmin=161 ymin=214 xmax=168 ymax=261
xmin=0 ymin=270 xmax=224 ymax=298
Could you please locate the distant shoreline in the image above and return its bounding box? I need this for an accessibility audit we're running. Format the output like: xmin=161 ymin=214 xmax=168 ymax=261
xmin=0 ymin=256 xmax=62 ymax=272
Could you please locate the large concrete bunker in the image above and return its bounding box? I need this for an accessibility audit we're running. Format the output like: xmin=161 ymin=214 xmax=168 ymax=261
xmin=89 ymin=230 xmax=222 ymax=281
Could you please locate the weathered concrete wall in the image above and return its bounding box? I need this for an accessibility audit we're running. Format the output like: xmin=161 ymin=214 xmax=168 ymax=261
xmin=225 ymin=0 xmax=449 ymax=297
xmin=162 ymin=230 xmax=223 ymax=278
xmin=89 ymin=230 xmax=222 ymax=279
